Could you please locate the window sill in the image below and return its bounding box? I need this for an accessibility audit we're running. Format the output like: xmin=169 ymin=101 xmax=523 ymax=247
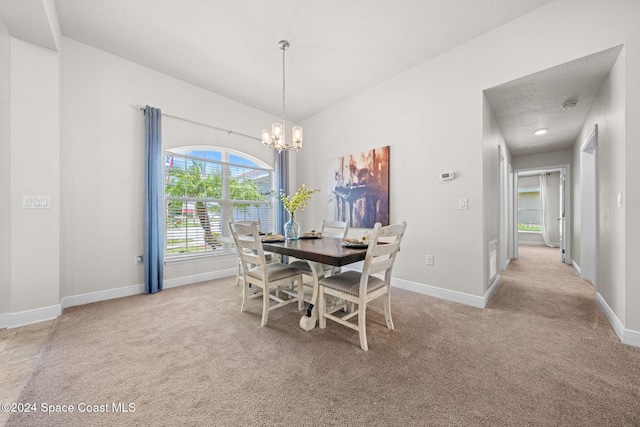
xmin=165 ymin=250 xmax=235 ymax=265
xmin=517 ymin=230 xmax=542 ymax=234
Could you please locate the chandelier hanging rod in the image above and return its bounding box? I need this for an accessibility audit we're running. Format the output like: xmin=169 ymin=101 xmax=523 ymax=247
xmin=261 ymin=40 xmax=303 ymax=152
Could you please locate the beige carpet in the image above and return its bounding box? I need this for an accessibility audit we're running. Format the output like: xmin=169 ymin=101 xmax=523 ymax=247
xmin=9 ymin=246 xmax=640 ymax=426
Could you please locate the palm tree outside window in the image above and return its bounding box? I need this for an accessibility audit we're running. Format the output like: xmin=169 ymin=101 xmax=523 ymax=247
xmin=164 ymin=148 xmax=273 ymax=259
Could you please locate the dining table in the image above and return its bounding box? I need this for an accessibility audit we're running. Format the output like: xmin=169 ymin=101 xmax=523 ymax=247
xmin=262 ymin=236 xmax=368 ymax=331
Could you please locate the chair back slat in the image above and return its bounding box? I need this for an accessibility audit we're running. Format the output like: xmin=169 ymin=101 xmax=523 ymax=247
xmin=360 ymin=222 xmax=407 ymax=290
xmin=370 ymin=241 xmax=399 ymax=257
xmin=234 ymin=219 xmax=262 ymax=232
xmin=368 ymin=257 xmax=394 ymax=276
xmin=229 ymin=221 xmax=266 ymax=273
xmin=321 ymin=219 xmax=349 ymax=238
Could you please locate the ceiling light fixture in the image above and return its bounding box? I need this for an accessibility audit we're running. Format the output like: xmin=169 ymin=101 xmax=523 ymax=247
xmin=534 ymin=128 xmax=548 ymax=136
xmin=261 ymin=40 xmax=302 ymax=152
xmin=561 ymin=101 xmax=578 ymax=110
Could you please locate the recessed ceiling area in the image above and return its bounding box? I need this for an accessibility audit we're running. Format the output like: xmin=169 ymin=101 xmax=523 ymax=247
xmin=484 ymin=45 xmax=623 ymax=157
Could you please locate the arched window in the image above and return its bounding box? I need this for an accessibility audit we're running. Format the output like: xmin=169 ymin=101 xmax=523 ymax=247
xmin=164 ymin=147 xmax=273 ymax=259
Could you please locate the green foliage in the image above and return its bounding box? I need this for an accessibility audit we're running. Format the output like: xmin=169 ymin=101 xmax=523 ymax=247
xmin=166 ymin=162 xmax=222 ymax=199
xmin=277 ymin=184 xmax=320 ymax=216
xmin=166 ymin=161 xmax=267 ymax=248
xmin=167 ymin=161 xmax=265 ymax=209
xmin=518 ymin=223 xmax=542 ymax=232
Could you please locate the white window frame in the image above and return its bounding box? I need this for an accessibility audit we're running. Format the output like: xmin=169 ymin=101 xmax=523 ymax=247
xmin=164 ymin=146 xmax=274 ymax=262
xmin=517 ymin=188 xmax=542 ymax=233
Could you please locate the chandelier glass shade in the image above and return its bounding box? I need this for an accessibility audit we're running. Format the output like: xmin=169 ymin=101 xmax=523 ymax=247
xmin=261 ymin=40 xmax=303 ymax=152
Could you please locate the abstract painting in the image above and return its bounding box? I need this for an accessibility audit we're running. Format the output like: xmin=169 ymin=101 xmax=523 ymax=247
xmin=328 ymin=146 xmax=389 ymax=228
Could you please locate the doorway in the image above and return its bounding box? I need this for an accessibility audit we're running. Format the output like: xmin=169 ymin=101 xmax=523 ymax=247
xmin=580 ymin=125 xmax=598 ymax=285
xmin=512 ymin=164 xmax=571 ymax=265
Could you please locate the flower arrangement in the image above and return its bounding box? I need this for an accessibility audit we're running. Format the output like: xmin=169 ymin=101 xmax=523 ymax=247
xmin=277 ymin=184 xmax=320 ymax=217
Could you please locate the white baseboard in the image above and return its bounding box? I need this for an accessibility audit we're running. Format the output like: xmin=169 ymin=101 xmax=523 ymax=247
xmin=571 ymin=259 xmax=581 ymax=275
xmin=3 ymin=305 xmax=62 ymax=329
xmin=484 ymin=274 xmax=501 ymax=306
xmin=61 ymin=268 xmax=237 ymax=309
xmin=61 ymin=284 xmax=145 ymax=309
xmin=391 ymin=277 xmax=490 ymax=308
xmin=163 ymin=268 xmax=236 ymax=289
xmin=595 ymin=292 xmax=640 ymax=348
xmin=0 ymin=312 xmax=8 ymax=329
xmin=623 ymin=328 xmax=640 ymax=347
xmin=2 ymin=268 xmax=238 ymax=329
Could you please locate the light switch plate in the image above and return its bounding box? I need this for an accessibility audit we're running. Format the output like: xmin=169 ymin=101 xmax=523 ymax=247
xmin=22 ymin=196 xmax=51 ymax=209
xmin=458 ymin=198 xmax=468 ymax=210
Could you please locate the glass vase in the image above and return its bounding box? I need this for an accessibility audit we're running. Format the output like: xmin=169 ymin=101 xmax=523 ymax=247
xmin=284 ymin=215 xmax=300 ymax=241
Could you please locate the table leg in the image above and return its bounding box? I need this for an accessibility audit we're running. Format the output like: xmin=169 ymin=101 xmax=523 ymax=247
xmin=299 ymin=261 xmax=325 ymax=331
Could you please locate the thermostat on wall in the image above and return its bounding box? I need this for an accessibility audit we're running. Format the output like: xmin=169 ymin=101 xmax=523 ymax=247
xmin=440 ymin=172 xmax=455 ymax=181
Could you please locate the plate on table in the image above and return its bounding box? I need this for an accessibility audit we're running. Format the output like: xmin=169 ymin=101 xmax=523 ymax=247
xmin=300 ymin=233 xmax=322 ymax=239
xmin=341 ymin=241 xmax=369 ymax=248
xmin=261 ymin=234 xmax=285 ymax=243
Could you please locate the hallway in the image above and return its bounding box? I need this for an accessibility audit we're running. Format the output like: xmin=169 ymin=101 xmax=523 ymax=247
xmin=491 ymin=245 xmax=600 ymax=325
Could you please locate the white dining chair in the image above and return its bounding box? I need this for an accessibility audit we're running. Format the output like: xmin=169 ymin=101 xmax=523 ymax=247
xmin=290 ymin=219 xmax=348 ymax=274
xmin=317 ymin=221 xmax=407 ymax=351
xmin=230 ymin=219 xmax=277 ymax=286
xmin=229 ymin=221 xmax=304 ymax=327
xmin=289 ymin=219 xmax=349 ymax=303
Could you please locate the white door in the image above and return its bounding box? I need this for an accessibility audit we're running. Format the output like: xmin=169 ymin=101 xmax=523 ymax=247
xmin=512 ymin=173 xmax=519 ymax=260
xmin=559 ymin=169 xmax=566 ymax=263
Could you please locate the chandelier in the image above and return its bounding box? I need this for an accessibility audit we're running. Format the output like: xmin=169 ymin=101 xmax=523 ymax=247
xmin=261 ymin=40 xmax=303 ymax=152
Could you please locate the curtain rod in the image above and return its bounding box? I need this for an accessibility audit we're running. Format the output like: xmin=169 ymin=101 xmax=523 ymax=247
xmin=135 ymin=104 xmax=261 ymax=142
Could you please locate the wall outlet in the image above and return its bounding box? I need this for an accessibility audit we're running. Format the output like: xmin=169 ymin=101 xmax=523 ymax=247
xmin=135 ymin=255 xmax=143 ymax=264
xmin=425 ymin=255 xmax=434 ymax=266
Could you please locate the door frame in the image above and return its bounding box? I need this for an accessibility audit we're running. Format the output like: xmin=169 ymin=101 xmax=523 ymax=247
xmin=499 ymin=145 xmax=509 ymax=270
xmin=512 ymin=163 xmax=572 ymax=264
xmin=580 ymin=124 xmax=598 ymax=286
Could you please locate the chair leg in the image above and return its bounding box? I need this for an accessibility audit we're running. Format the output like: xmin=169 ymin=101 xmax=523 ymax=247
xmin=358 ymin=302 xmax=368 ymax=351
xmin=383 ymin=290 xmax=394 ymax=330
xmin=240 ymin=278 xmax=249 ymax=312
xmin=318 ymin=286 xmax=326 ymax=329
xmin=236 ymin=258 xmax=242 ymax=286
xmin=260 ymin=286 xmax=269 ymax=327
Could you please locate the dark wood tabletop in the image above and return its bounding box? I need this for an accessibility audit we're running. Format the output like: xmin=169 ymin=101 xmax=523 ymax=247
xmin=262 ymin=237 xmax=367 ymax=267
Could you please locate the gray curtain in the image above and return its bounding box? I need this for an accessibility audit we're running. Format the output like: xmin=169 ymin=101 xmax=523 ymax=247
xmin=144 ymin=105 xmax=164 ymax=294
xmin=274 ymin=149 xmax=289 ymax=235
xmin=539 ymin=174 xmax=556 ymax=248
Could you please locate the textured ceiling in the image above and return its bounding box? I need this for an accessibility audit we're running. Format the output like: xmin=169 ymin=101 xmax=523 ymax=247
xmin=484 ymin=45 xmax=623 ymax=157
xmin=46 ymin=0 xmax=554 ymax=122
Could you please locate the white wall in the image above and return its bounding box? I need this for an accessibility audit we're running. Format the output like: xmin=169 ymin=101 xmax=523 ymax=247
xmin=59 ymin=38 xmax=281 ymax=300
xmin=9 ymin=38 xmax=60 ymax=314
xmin=0 ymin=21 xmax=10 ymax=320
xmin=482 ymin=94 xmax=509 ymax=288
xmin=512 ymin=150 xmax=573 ymax=171
xmin=299 ymin=63 xmax=485 ymax=298
xmin=573 ymin=48 xmax=626 ymax=325
xmin=298 ymin=0 xmax=640 ymax=308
